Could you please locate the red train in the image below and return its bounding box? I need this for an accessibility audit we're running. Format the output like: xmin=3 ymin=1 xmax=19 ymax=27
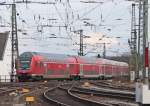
xmin=16 ymin=52 xmax=129 ymax=81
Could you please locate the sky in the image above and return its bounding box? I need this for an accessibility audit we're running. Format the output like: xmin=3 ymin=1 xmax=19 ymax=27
xmin=0 ymin=0 xmax=149 ymax=57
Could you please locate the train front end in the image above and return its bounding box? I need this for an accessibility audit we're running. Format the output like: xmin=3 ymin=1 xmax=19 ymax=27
xmin=16 ymin=52 xmax=33 ymax=81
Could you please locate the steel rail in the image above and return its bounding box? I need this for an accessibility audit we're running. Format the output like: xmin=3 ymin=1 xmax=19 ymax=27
xmin=74 ymin=86 xmax=135 ymax=100
xmin=90 ymin=81 xmax=135 ymax=91
xmin=67 ymin=84 xmax=113 ymax=106
xmin=44 ymin=83 xmax=113 ymax=106
xmin=43 ymin=86 xmax=70 ymax=106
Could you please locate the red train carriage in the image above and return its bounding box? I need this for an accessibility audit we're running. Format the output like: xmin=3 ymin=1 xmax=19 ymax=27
xmin=16 ymin=52 xmax=129 ymax=81
xmin=104 ymin=60 xmax=128 ymax=79
xmin=76 ymin=56 xmax=101 ymax=79
xmin=17 ymin=52 xmax=79 ymax=81
xmin=39 ymin=55 xmax=79 ymax=80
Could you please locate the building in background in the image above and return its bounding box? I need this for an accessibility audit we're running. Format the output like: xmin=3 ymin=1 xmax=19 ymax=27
xmin=0 ymin=32 xmax=11 ymax=82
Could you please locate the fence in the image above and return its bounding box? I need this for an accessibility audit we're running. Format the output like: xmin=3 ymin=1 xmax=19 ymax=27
xmin=0 ymin=75 xmax=11 ymax=82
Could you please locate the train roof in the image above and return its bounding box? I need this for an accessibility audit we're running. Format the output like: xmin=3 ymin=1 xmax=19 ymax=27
xmin=77 ymin=56 xmax=128 ymax=66
xmin=20 ymin=52 xmax=128 ymax=66
xmin=20 ymin=52 xmax=68 ymax=58
xmin=20 ymin=52 xmax=34 ymax=61
xmin=100 ymin=59 xmax=128 ymax=66
xmin=77 ymin=56 xmax=98 ymax=64
xmin=20 ymin=52 xmax=75 ymax=63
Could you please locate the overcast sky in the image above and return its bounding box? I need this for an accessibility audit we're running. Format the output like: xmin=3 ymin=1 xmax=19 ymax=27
xmin=0 ymin=0 xmax=149 ymax=57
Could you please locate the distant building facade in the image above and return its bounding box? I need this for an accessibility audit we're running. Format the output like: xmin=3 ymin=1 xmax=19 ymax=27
xmin=0 ymin=32 xmax=11 ymax=82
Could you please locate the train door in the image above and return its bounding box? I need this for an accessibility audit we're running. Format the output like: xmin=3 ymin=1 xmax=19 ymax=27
xmin=43 ymin=63 xmax=47 ymax=77
xmin=64 ymin=64 xmax=69 ymax=78
xmin=79 ymin=64 xmax=83 ymax=78
xmin=99 ymin=65 xmax=102 ymax=76
xmin=112 ymin=65 xmax=114 ymax=77
xmin=69 ymin=64 xmax=74 ymax=74
xmin=69 ymin=63 xmax=79 ymax=79
xmin=109 ymin=65 xmax=112 ymax=77
xmin=103 ymin=64 xmax=106 ymax=76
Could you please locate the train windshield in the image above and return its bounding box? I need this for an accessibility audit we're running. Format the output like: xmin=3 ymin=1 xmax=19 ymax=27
xmin=19 ymin=52 xmax=33 ymax=70
xmin=20 ymin=61 xmax=30 ymax=70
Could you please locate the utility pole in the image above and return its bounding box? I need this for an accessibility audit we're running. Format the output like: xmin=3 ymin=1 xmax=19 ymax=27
xmin=129 ymin=3 xmax=138 ymax=80
xmin=136 ymin=0 xmax=150 ymax=105
xmin=143 ymin=0 xmax=149 ymax=85
xmin=72 ymin=29 xmax=84 ymax=56
xmin=103 ymin=43 xmax=106 ymax=58
xmin=137 ymin=0 xmax=144 ymax=80
xmin=11 ymin=3 xmax=19 ymax=82
xmin=96 ymin=43 xmax=110 ymax=59
xmin=79 ymin=29 xmax=83 ymax=56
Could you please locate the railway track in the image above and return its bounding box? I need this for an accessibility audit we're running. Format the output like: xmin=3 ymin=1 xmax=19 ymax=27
xmin=76 ymin=81 xmax=135 ymax=101
xmin=0 ymin=81 xmax=57 ymax=106
xmin=61 ymin=82 xmax=137 ymax=106
xmin=0 ymin=83 xmax=34 ymax=106
xmin=0 ymin=87 xmax=20 ymax=95
xmin=90 ymin=80 xmax=135 ymax=91
xmin=0 ymin=82 xmax=46 ymax=95
xmin=43 ymin=82 xmax=114 ymax=106
xmin=0 ymin=81 xmax=137 ymax=106
xmin=73 ymin=86 xmax=135 ymax=101
xmin=12 ymin=81 xmax=57 ymax=106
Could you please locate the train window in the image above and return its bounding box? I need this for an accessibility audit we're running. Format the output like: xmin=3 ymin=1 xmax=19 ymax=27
xmin=20 ymin=61 xmax=30 ymax=70
xmin=47 ymin=70 xmax=53 ymax=74
xmin=83 ymin=70 xmax=97 ymax=75
xmin=70 ymin=64 xmax=74 ymax=68
xmin=59 ymin=70 xmax=64 ymax=74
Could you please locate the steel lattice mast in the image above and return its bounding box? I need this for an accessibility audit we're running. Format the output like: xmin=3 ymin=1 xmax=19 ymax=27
xmin=137 ymin=0 xmax=144 ymax=80
xmin=129 ymin=3 xmax=138 ymax=80
xmin=11 ymin=3 xmax=19 ymax=82
xmin=79 ymin=30 xmax=84 ymax=56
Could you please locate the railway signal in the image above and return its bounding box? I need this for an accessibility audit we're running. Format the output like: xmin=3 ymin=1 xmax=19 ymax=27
xmin=136 ymin=0 xmax=150 ymax=105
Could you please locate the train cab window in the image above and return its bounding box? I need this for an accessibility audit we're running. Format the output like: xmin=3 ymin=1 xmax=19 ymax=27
xmin=20 ymin=61 xmax=30 ymax=70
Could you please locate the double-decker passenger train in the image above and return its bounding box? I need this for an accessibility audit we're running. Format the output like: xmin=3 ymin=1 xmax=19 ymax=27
xmin=16 ymin=52 xmax=129 ymax=81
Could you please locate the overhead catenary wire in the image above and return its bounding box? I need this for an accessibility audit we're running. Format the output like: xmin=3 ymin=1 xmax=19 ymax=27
xmin=0 ymin=0 xmax=136 ymax=56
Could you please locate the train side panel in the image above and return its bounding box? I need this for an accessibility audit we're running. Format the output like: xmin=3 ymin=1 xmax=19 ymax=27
xmin=17 ymin=52 xmax=129 ymax=81
xmin=41 ymin=57 xmax=79 ymax=80
xmin=42 ymin=62 xmax=69 ymax=79
xmin=79 ymin=64 xmax=100 ymax=79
